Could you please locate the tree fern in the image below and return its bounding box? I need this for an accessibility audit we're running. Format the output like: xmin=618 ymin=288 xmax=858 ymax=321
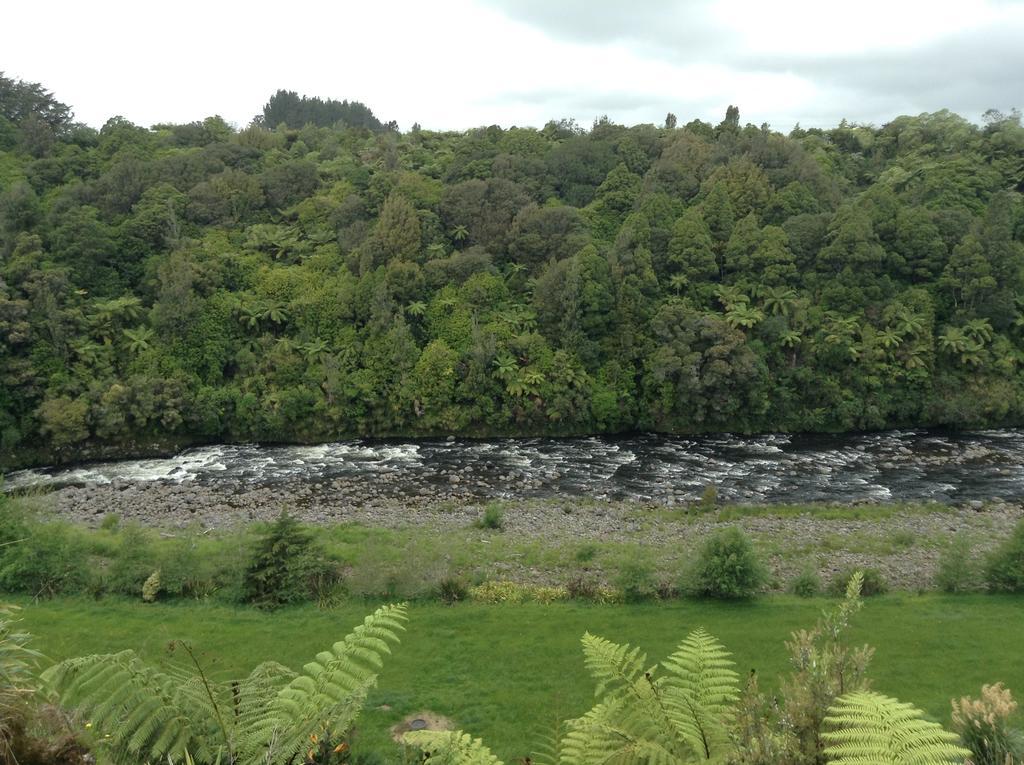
xmin=405 ymin=730 xmax=505 ymax=765
xmin=661 ymin=627 xmax=741 ymax=759
xmin=43 ymin=603 xmax=407 ymax=765
xmin=823 ymin=692 xmax=970 ymax=765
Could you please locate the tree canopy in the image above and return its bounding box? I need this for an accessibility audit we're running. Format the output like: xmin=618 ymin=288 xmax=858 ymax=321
xmin=1 ymin=89 xmax=1023 ymax=469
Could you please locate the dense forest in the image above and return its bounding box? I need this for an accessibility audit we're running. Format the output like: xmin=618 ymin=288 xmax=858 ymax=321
xmin=1 ymin=74 xmax=1023 ymax=469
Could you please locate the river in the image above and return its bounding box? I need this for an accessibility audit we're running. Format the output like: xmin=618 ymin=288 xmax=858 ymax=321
xmin=5 ymin=429 xmax=1024 ymax=504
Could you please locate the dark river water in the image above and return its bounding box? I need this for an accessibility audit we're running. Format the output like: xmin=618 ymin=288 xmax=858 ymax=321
xmin=5 ymin=430 xmax=1024 ymax=504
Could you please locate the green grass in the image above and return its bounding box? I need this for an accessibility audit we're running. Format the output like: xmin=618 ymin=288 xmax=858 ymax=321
xmin=13 ymin=594 xmax=1024 ymax=762
xmin=715 ymin=501 xmax=953 ymax=522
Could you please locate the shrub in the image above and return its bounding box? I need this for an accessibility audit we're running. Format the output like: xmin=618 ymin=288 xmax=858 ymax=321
xmin=934 ymin=533 xmax=979 ymax=593
xmin=829 ymin=567 xmax=888 ymax=597
xmin=103 ymin=523 xmax=155 ymax=595
xmin=685 ymin=527 xmax=767 ymax=599
xmin=951 ymin=683 xmax=1024 ymax=765
xmin=476 ymin=503 xmax=504 ymax=530
xmin=984 ymin=518 xmax=1024 ymax=593
xmin=698 ymin=483 xmax=719 ymax=513
xmin=566 ymin=574 xmax=600 ymax=600
xmin=242 ymin=511 xmax=324 ymax=608
xmin=790 ymin=567 xmax=821 ymax=598
xmin=614 ymin=559 xmax=659 ymax=602
xmin=0 ymin=504 xmax=89 ymax=597
xmin=438 ymin=576 xmax=468 ymax=605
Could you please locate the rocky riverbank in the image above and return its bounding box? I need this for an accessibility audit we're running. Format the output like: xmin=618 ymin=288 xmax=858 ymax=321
xmin=22 ymin=478 xmax=1024 ymax=592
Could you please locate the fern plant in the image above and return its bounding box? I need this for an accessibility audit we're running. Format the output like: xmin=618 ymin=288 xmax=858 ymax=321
xmin=406 ymin=730 xmax=505 ymax=765
xmin=823 ymin=692 xmax=969 ymax=765
xmin=0 ymin=605 xmax=41 ymax=764
xmin=405 ymin=627 xmax=740 ymax=765
xmin=43 ymin=603 xmax=407 ymax=765
xmin=562 ymin=628 xmax=740 ymax=764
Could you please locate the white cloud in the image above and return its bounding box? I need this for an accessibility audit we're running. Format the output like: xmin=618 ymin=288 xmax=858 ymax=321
xmin=3 ymin=0 xmax=1021 ymax=132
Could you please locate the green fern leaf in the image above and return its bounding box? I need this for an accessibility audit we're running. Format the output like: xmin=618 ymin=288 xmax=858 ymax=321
xmin=661 ymin=627 xmax=740 ymax=760
xmin=405 ymin=730 xmax=506 ymax=765
xmin=824 ymin=691 xmax=970 ymax=765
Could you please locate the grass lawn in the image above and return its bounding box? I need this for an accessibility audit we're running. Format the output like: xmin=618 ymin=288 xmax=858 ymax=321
xmin=12 ymin=594 xmax=1024 ymax=762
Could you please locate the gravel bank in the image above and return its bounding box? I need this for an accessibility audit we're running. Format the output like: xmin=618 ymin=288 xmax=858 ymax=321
xmin=28 ymin=478 xmax=1024 ymax=592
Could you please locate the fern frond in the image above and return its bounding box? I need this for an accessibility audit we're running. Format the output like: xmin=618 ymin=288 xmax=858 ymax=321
xmin=240 ymin=602 xmax=408 ymax=764
xmin=561 ymin=701 xmax=682 ymax=765
xmin=661 ymin=628 xmax=740 ymax=760
xmin=580 ymin=632 xmax=651 ymax=699
xmin=42 ymin=650 xmax=212 ymax=763
xmin=529 ymin=717 xmax=567 ymax=765
xmin=405 ymin=730 xmax=505 ymax=765
xmin=824 ymin=691 xmax=970 ymax=765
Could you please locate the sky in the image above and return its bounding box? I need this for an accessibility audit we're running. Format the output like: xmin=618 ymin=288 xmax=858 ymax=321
xmin=5 ymin=0 xmax=1023 ymax=133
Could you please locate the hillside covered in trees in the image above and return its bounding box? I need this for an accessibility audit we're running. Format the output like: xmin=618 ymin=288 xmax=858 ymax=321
xmin=1 ymin=75 xmax=1023 ymax=469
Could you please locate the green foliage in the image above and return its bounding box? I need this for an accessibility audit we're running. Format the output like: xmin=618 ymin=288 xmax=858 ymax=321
xmin=613 ymin=559 xmax=659 ymax=603
xmin=437 ymin=576 xmax=468 ymax=605
xmin=731 ymin=572 xmax=874 ymax=764
xmin=686 ymin=527 xmax=767 ymax=599
xmin=829 ymin=568 xmax=888 ymax=598
xmin=242 ymin=512 xmax=326 ymax=609
xmin=3 ymin=88 xmax=1024 ymax=471
xmin=791 ymin=568 xmax=822 ymax=598
xmin=823 ymin=691 xmax=969 ymax=765
xmin=406 ymin=730 xmax=504 ymax=765
xmin=984 ymin=518 xmax=1024 ymax=593
xmin=560 ymin=628 xmax=740 ymax=764
xmin=698 ymin=485 xmax=719 ymax=513
xmin=934 ymin=534 xmax=980 ymax=593
xmin=0 ymin=502 xmax=89 ymax=597
xmin=0 ymin=605 xmax=40 ymax=764
xmin=476 ymin=504 xmax=505 ymax=531
xmin=43 ymin=603 xmax=408 ymax=765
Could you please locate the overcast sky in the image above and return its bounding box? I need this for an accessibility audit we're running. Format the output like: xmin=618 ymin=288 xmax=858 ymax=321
xmin=5 ymin=0 xmax=1023 ymax=133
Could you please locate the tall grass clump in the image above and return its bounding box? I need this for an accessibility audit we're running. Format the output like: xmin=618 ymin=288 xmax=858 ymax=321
xmin=985 ymin=518 xmax=1024 ymax=593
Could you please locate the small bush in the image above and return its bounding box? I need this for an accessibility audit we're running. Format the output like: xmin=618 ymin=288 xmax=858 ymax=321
xmin=99 ymin=513 xmax=120 ymax=531
xmin=566 ymin=574 xmax=600 ymax=600
xmin=790 ymin=568 xmax=821 ymax=598
xmin=685 ymin=527 xmax=767 ymax=599
xmin=103 ymin=523 xmax=155 ymax=595
xmin=984 ymin=519 xmax=1024 ymax=593
xmin=438 ymin=576 xmax=468 ymax=605
xmin=829 ymin=567 xmax=888 ymax=597
xmin=242 ymin=511 xmax=324 ymax=608
xmin=476 ymin=503 xmax=504 ymax=530
xmin=614 ymin=560 xmax=659 ymax=602
xmin=698 ymin=484 xmax=719 ymax=513
xmin=0 ymin=504 xmax=90 ymax=597
xmin=935 ymin=533 xmax=979 ymax=593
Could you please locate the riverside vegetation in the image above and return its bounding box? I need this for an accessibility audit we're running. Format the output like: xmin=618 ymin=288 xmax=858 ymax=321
xmin=3 ymin=492 xmax=1024 ymax=603
xmin=1 ymin=77 xmax=1024 ymax=471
